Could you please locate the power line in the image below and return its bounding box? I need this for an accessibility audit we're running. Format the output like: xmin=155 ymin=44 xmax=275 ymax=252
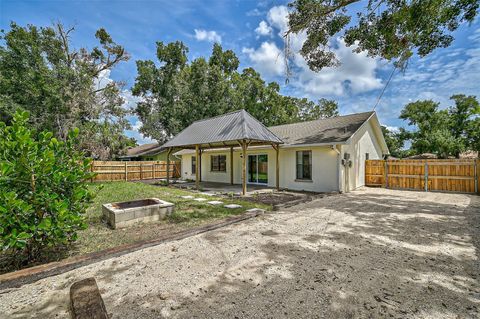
xmin=373 ymin=65 xmax=397 ymax=111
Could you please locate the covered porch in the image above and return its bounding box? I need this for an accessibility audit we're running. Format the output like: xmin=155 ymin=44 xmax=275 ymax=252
xmin=162 ymin=110 xmax=283 ymax=195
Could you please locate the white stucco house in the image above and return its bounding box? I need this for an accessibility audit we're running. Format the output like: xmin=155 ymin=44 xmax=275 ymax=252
xmin=162 ymin=109 xmax=388 ymax=194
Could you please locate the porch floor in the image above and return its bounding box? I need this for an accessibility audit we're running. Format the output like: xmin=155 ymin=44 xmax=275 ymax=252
xmin=171 ymin=181 xmax=274 ymax=195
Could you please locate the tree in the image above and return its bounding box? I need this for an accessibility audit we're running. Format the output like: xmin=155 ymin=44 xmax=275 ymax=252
xmin=0 ymin=22 xmax=132 ymax=159
xmin=133 ymin=42 xmax=320 ymax=142
xmin=399 ymin=94 xmax=479 ymax=158
xmin=287 ymin=0 xmax=479 ymax=71
xmin=0 ymin=111 xmax=95 ymax=267
xmin=381 ymin=126 xmax=409 ymax=158
xmin=299 ymin=98 xmax=339 ymax=121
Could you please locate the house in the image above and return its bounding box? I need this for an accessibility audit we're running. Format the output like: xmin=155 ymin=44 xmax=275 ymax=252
xmin=119 ymin=143 xmax=178 ymax=161
xmin=162 ymin=109 xmax=388 ymax=194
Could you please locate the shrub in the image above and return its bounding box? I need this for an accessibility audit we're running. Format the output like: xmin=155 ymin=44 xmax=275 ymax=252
xmin=0 ymin=111 xmax=95 ymax=266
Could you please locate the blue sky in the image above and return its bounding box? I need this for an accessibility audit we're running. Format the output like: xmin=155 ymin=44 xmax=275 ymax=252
xmin=1 ymin=0 xmax=479 ymax=144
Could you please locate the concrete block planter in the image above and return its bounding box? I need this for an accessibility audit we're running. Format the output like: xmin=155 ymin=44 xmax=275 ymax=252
xmin=103 ymin=198 xmax=174 ymax=229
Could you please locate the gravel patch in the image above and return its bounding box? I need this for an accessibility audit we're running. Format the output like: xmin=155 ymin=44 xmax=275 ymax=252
xmin=0 ymin=188 xmax=478 ymax=318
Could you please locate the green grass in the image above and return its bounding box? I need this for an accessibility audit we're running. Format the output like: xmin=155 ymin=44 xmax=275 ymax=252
xmin=73 ymin=181 xmax=270 ymax=255
xmin=0 ymin=182 xmax=270 ymax=273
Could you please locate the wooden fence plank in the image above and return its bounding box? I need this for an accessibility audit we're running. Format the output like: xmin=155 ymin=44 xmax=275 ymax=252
xmin=90 ymin=160 xmax=181 ymax=182
xmin=365 ymin=159 xmax=478 ymax=194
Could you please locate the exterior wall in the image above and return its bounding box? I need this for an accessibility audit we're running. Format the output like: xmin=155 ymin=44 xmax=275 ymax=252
xmin=180 ymin=145 xmax=340 ymax=193
xmin=342 ymin=120 xmax=384 ymax=191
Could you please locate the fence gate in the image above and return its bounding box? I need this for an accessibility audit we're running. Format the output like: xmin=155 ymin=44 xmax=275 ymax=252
xmin=365 ymin=159 xmax=478 ymax=194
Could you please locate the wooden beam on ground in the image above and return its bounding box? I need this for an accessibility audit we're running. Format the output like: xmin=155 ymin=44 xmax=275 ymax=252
xmin=241 ymin=140 xmax=247 ymax=195
xmin=70 ymin=277 xmax=108 ymax=319
xmin=195 ymin=145 xmax=200 ymax=190
xmin=230 ymin=146 xmax=234 ymax=185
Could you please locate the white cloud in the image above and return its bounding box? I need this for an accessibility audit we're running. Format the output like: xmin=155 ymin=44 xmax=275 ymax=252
xmin=121 ymin=89 xmax=143 ymax=110
xmin=242 ymin=42 xmax=285 ymax=76
xmin=94 ymin=69 xmax=113 ymax=91
xmin=194 ymin=29 xmax=222 ymax=43
xmin=385 ymin=126 xmax=400 ymax=132
xmin=246 ymin=8 xmax=263 ymax=17
xmin=255 ymin=20 xmax=272 ymax=37
xmin=244 ymin=5 xmax=382 ymax=96
xmin=267 ymin=5 xmax=289 ymax=36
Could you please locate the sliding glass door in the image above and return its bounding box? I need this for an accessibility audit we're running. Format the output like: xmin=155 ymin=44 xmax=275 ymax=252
xmin=248 ymin=154 xmax=268 ymax=184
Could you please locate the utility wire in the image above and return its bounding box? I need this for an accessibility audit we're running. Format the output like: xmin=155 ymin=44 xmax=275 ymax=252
xmin=373 ymin=65 xmax=397 ymax=110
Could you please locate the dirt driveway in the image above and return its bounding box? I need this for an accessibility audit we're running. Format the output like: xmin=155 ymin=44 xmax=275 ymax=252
xmin=1 ymin=188 xmax=479 ymax=318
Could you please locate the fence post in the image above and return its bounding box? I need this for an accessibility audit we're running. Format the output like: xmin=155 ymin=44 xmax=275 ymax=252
xmin=124 ymin=162 xmax=128 ymax=181
xmin=153 ymin=162 xmax=156 ymax=180
xmin=424 ymin=162 xmax=428 ymax=192
xmin=384 ymin=160 xmax=388 ymax=189
xmin=90 ymin=161 xmax=94 ymax=183
xmin=475 ymin=159 xmax=478 ymax=194
xmin=140 ymin=163 xmax=143 ymax=180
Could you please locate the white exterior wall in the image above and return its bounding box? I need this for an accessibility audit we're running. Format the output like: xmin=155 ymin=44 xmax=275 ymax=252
xmin=180 ymin=146 xmax=339 ymax=193
xmin=341 ymin=119 xmax=384 ymax=191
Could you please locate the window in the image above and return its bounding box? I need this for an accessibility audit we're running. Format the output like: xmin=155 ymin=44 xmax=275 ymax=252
xmin=296 ymin=151 xmax=312 ymax=180
xmin=365 ymin=153 xmax=370 ymax=160
xmin=211 ymin=155 xmax=226 ymax=172
xmin=191 ymin=156 xmax=196 ymax=174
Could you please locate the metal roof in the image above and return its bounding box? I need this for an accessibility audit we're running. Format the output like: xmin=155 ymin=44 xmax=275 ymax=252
xmin=268 ymin=111 xmax=375 ymax=146
xmin=162 ymin=109 xmax=283 ymax=149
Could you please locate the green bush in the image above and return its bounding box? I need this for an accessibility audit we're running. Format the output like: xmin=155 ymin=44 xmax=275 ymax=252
xmin=0 ymin=111 xmax=95 ymax=266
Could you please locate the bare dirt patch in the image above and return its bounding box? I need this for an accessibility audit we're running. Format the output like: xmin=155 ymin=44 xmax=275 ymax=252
xmin=241 ymin=191 xmax=304 ymax=205
xmin=0 ymin=188 xmax=478 ymax=319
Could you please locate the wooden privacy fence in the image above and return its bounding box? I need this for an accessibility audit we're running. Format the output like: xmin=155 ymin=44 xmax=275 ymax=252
xmin=90 ymin=161 xmax=181 ymax=182
xmin=365 ymin=159 xmax=478 ymax=194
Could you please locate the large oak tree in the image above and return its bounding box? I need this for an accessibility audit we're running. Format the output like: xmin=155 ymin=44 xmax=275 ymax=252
xmin=287 ymin=0 xmax=479 ymax=71
xmin=0 ymin=23 xmax=135 ymax=159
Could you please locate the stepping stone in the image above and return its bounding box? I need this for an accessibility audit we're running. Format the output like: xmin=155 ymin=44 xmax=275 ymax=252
xmin=224 ymin=204 xmax=242 ymax=209
xmin=181 ymin=195 xmax=194 ymax=199
xmin=207 ymin=200 xmax=223 ymax=205
xmin=193 ymin=198 xmax=207 ymax=202
xmin=200 ymin=192 xmax=215 ymax=196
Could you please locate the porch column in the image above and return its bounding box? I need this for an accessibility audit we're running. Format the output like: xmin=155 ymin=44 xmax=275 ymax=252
xmin=166 ymin=148 xmax=172 ymax=185
xmin=199 ymin=149 xmax=203 ymax=182
xmin=195 ymin=145 xmax=200 ymax=190
xmin=241 ymin=140 xmax=247 ymax=195
xmin=230 ymin=146 xmax=234 ymax=185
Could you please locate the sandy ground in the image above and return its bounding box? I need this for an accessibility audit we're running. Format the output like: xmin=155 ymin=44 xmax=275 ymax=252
xmin=0 ymin=187 xmax=479 ymax=319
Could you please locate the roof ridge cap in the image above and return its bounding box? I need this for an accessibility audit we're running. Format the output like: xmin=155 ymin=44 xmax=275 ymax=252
xmin=191 ymin=109 xmax=244 ymax=125
xmin=268 ymin=111 xmax=375 ymax=129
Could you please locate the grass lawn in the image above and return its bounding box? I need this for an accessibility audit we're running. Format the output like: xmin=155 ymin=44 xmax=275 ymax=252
xmin=0 ymin=181 xmax=270 ymax=274
xmin=73 ymin=181 xmax=270 ymax=256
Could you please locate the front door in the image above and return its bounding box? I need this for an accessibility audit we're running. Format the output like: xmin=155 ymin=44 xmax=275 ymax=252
xmin=248 ymin=154 xmax=268 ymax=184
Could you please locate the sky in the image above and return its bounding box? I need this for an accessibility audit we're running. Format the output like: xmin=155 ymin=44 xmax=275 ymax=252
xmin=1 ymin=0 xmax=479 ymax=144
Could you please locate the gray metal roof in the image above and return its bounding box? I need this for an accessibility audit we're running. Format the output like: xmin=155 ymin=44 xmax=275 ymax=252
xmin=162 ymin=109 xmax=283 ymax=149
xmin=268 ymin=111 xmax=375 ymax=146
